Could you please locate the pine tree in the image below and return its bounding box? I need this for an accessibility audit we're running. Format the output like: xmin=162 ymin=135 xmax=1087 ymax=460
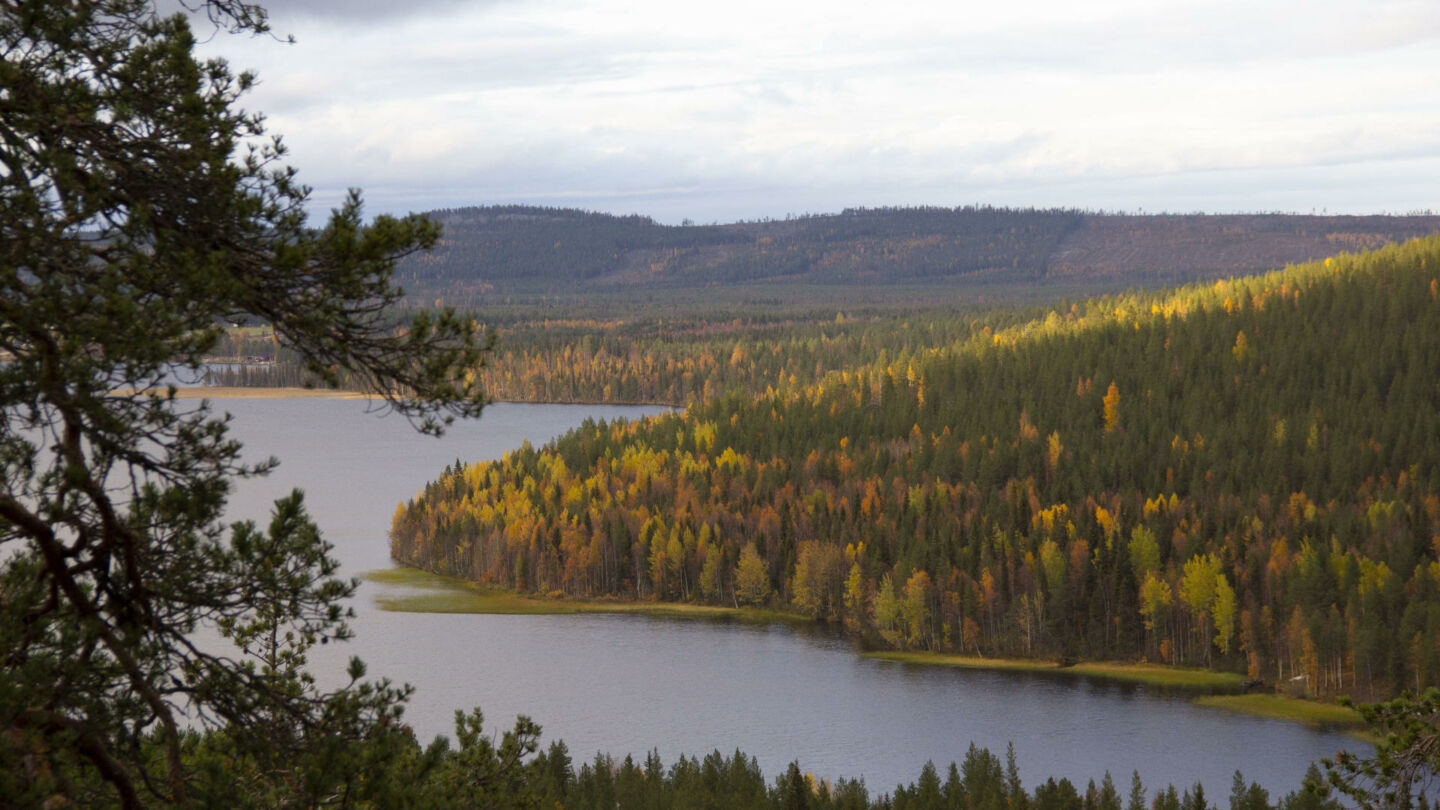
xmin=0 ymin=1 xmax=490 ymax=805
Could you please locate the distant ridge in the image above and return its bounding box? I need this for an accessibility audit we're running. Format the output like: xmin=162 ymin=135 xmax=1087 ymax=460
xmin=394 ymin=205 xmax=1440 ymax=300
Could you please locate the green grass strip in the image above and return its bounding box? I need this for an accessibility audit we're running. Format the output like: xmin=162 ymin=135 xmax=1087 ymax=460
xmin=1193 ymin=694 xmax=1365 ymax=728
xmin=362 ymin=566 xmax=807 ymax=625
xmin=866 ymin=651 xmax=1243 ymax=689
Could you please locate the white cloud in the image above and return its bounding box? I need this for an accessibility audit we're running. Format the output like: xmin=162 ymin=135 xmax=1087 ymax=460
xmin=197 ymin=0 xmax=1440 ymax=223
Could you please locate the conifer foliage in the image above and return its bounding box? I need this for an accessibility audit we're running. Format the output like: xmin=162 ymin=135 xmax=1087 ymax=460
xmin=0 ymin=1 xmax=494 ymax=805
xmin=395 ymin=237 xmax=1440 ymax=699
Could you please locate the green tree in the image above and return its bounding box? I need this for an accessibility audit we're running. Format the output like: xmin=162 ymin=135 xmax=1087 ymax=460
xmin=1126 ymin=771 xmax=1146 ymax=810
xmin=1326 ymin=688 xmax=1440 ymax=809
xmin=875 ymin=573 xmax=902 ymax=644
xmin=1281 ymin=765 xmax=1339 ymax=810
xmin=1213 ymin=573 xmax=1238 ymax=657
xmin=1097 ymin=772 xmax=1122 ymax=810
xmin=1128 ymin=526 xmax=1161 ymax=580
xmin=1228 ymin=771 xmax=1269 ymax=810
xmin=962 ymin=742 xmax=1007 ymax=810
xmin=0 ymin=1 xmax=494 ymax=806
xmin=1155 ymin=786 xmax=1183 ymax=810
xmin=779 ymin=760 xmax=812 ymax=810
xmin=1183 ymin=782 xmax=1210 ymax=810
xmin=701 ymin=544 xmax=725 ymax=599
xmin=1008 ymin=743 xmax=1030 ymax=810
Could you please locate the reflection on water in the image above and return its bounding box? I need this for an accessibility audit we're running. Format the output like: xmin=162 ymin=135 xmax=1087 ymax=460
xmin=215 ymin=397 xmax=1363 ymax=798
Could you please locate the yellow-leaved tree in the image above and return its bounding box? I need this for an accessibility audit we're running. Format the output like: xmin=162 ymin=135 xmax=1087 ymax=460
xmin=1102 ymin=382 xmax=1121 ymax=433
xmin=1180 ymin=553 xmax=1224 ymax=666
xmin=1139 ymin=572 xmax=1173 ymax=660
xmin=735 ymin=542 xmax=771 ymax=606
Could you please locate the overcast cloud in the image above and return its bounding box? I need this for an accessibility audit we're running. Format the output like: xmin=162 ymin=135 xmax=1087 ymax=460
xmin=193 ymin=0 xmax=1440 ymax=223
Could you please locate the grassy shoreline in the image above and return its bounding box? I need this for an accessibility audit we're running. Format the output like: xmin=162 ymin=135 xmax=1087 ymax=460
xmin=1193 ymin=694 xmax=1366 ymax=733
xmin=363 ymin=566 xmax=808 ymax=626
xmin=367 ymin=565 xmax=1370 ymax=734
xmin=864 ymin=650 xmax=1244 ymax=689
xmin=869 ymin=650 xmax=1367 ymax=733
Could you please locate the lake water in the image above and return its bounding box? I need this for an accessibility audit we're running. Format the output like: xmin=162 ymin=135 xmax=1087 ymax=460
xmin=216 ymin=396 xmax=1364 ymax=798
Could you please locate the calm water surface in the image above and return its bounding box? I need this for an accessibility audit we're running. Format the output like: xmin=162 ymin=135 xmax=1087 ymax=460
xmin=216 ymin=397 xmax=1364 ymax=797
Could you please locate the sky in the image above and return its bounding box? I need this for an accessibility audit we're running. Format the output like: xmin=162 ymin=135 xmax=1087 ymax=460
xmin=192 ymin=0 xmax=1440 ymax=225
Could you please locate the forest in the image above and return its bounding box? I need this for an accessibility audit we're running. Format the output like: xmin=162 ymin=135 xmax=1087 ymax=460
xmin=391 ymin=205 xmax=1440 ymax=301
xmin=392 ymin=236 xmax=1440 ymax=701
xmin=209 ymin=204 xmax=1440 ymax=413
xmin=393 ymin=205 xmax=1081 ymax=295
xmin=205 ymin=302 xmax=1045 ymax=406
xmin=210 ymin=207 xmax=1440 ymax=410
xmin=499 ymin=739 xmax=1342 ymax=810
xmin=69 ymin=719 xmax=1355 ymax=810
xmin=14 ymin=0 xmax=1438 ymax=805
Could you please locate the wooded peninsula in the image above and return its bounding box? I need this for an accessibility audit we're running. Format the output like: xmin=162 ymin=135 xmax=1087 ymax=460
xmin=390 ymin=234 xmax=1440 ymax=703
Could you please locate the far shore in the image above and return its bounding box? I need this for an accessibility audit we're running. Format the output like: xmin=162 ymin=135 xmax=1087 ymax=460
xmin=363 ymin=566 xmax=808 ymax=626
xmin=366 ymin=565 xmax=1371 ymax=735
xmin=864 ymin=650 xmax=1244 ymax=689
xmin=111 ymin=385 xmax=681 ymax=407
xmin=112 ymin=386 xmax=376 ymax=400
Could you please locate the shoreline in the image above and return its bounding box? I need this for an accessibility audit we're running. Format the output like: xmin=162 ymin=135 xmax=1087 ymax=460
xmin=114 ymin=385 xmax=682 ymax=407
xmin=1192 ymin=694 xmax=1368 ymax=736
xmin=366 ymin=565 xmax=1369 ymax=735
xmin=113 ymin=386 xmax=375 ymax=400
xmin=867 ymin=651 xmax=1365 ymax=734
xmin=863 ymin=650 xmax=1243 ymax=689
xmin=363 ymin=566 xmax=808 ymax=626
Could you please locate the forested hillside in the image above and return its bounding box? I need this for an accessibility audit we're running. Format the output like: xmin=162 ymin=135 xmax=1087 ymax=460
xmin=395 ymin=206 xmax=1081 ymax=296
xmin=212 ymin=207 xmax=1440 ymax=402
xmin=206 ymin=295 xmax=1059 ymax=404
xmin=394 ymin=205 xmax=1440 ymax=300
xmin=393 ymin=237 xmax=1440 ymax=700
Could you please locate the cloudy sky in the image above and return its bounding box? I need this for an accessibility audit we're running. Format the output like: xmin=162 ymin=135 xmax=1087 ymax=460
xmin=194 ymin=0 xmax=1440 ymax=224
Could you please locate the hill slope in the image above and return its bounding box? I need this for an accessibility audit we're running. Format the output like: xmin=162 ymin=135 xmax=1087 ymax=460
xmin=393 ymin=236 xmax=1440 ymax=699
xmin=395 ymin=205 xmax=1440 ymax=299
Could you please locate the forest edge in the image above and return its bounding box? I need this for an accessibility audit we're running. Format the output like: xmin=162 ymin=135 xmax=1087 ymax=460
xmin=363 ymin=565 xmax=1368 ymax=736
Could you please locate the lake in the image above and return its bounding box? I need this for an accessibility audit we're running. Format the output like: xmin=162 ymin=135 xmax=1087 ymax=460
xmin=215 ymin=396 xmax=1364 ymax=798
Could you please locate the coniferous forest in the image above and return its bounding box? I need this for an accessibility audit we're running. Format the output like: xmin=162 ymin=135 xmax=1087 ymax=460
xmin=391 ymin=205 xmax=1440 ymax=297
xmin=474 ymin=739 xmax=1343 ymax=810
xmin=17 ymin=0 xmax=1440 ymax=805
xmin=393 ymin=236 xmax=1440 ymax=701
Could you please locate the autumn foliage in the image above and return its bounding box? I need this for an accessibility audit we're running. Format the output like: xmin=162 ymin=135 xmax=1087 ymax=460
xmin=394 ymin=236 xmax=1440 ymax=699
